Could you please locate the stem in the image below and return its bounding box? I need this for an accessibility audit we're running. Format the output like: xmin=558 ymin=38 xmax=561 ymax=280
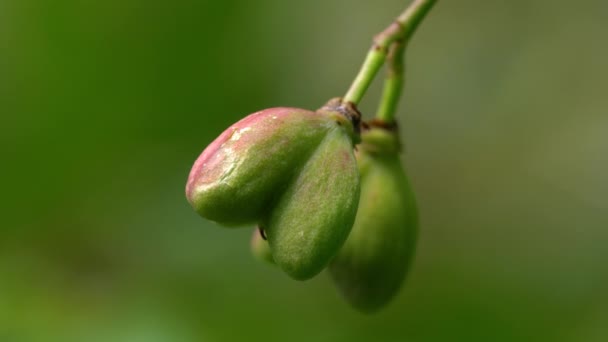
xmin=342 ymin=0 xmax=437 ymax=105
xmin=375 ymin=41 xmax=405 ymax=123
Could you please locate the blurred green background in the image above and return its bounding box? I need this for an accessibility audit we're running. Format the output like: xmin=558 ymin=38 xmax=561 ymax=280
xmin=2 ymin=0 xmax=607 ymax=341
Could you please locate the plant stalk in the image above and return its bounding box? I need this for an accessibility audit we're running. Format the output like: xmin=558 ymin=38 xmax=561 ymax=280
xmin=343 ymin=0 xmax=437 ymax=106
xmin=375 ymin=41 xmax=405 ymax=123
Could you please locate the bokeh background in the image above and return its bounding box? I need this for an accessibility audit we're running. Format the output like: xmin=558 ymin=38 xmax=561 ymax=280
xmin=2 ymin=0 xmax=607 ymax=341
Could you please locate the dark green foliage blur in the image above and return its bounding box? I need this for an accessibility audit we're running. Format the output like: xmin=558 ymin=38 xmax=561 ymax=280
xmin=1 ymin=0 xmax=607 ymax=341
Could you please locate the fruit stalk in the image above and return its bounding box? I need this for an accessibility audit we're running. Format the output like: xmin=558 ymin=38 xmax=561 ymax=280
xmin=375 ymin=41 xmax=405 ymax=124
xmin=343 ymin=0 xmax=437 ymax=106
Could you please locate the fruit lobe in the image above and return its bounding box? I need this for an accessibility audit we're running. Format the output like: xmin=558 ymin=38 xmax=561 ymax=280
xmin=186 ymin=107 xmax=338 ymax=226
xmin=266 ymin=127 xmax=360 ymax=280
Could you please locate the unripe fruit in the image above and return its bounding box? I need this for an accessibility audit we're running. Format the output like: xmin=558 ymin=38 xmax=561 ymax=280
xmin=186 ymin=107 xmax=342 ymax=226
xmin=186 ymin=98 xmax=361 ymax=280
xmin=266 ymin=126 xmax=360 ymax=280
xmin=250 ymin=227 xmax=274 ymax=264
xmin=329 ymin=124 xmax=418 ymax=313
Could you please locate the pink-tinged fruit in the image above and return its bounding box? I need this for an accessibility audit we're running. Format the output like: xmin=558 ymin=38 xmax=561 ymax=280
xmin=186 ymin=99 xmax=362 ymax=281
xmin=186 ymin=107 xmax=340 ymax=226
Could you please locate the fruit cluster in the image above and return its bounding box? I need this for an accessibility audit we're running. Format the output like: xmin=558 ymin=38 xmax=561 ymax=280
xmin=186 ymin=99 xmax=417 ymax=313
xmin=185 ymin=0 xmax=435 ymax=313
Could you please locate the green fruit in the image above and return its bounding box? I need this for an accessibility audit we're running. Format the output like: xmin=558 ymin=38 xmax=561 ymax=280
xmin=250 ymin=227 xmax=274 ymax=264
xmin=186 ymin=98 xmax=362 ymax=281
xmin=186 ymin=107 xmax=339 ymax=226
xmin=267 ymin=127 xmax=360 ymax=280
xmin=329 ymin=125 xmax=418 ymax=313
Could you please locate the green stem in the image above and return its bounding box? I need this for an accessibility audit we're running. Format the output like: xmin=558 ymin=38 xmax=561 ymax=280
xmin=342 ymin=0 xmax=437 ymax=106
xmin=375 ymin=41 xmax=405 ymax=123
